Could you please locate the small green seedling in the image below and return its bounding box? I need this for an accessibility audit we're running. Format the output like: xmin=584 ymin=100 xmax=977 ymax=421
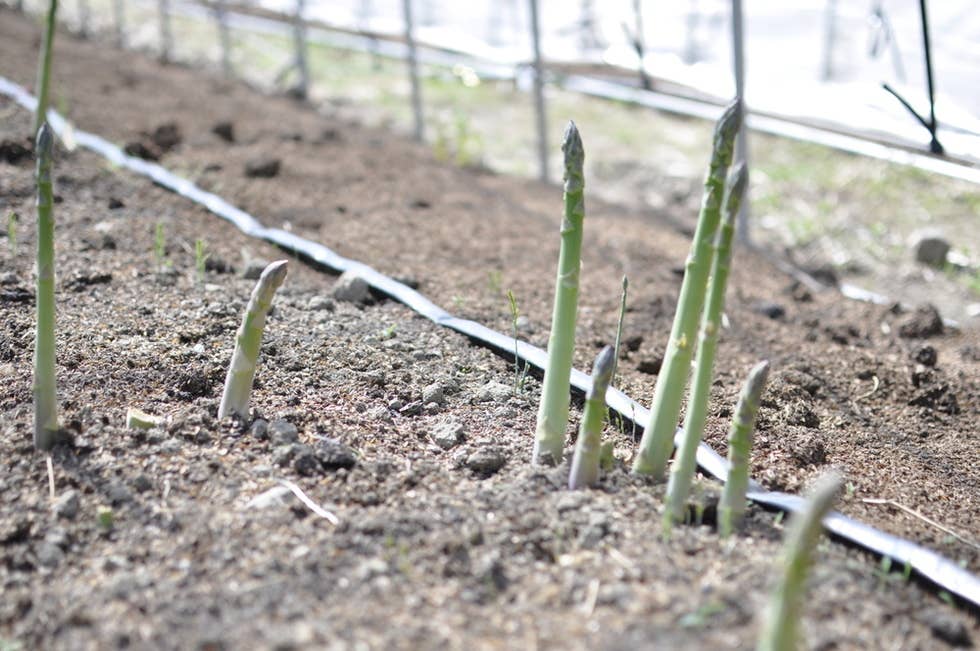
xmin=97 ymin=505 xmax=114 ymax=530
xmin=33 ymin=124 xmax=58 ymax=450
xmin=568 ymin=346 xmax=615 ymax=490
xmin=153 ymin=222 xmax=170 ymax=268
xmin=718 ymin=360 xmax=771 ymax=538
xmin=506 ymin=290 xmax=529 ymax=394
xmin=533 ymin=121 xmax=586 ymax=465
xmin=194 ymin=238 xmax=208 ymax=283
xmin=5 ymin=212 xmax=17 ymax=253
xmin=633 ymin=99 xmax=742 ymax=480
xmin=664 ymin=163 xmax=750 ymax=529
xmin=611 ymin=275 xmax=628 ymax=384
xmin=218 ymin=260 xmax=289 ymax=420
xmin=757 ymin=473 xmax=843 ymax=651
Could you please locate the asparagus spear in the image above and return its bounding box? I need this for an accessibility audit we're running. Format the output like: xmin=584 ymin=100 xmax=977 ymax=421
xmin=568 ymin=346 xmax=615 ymax=489
xmin=663 ymin=163 xmax=749 ymax=528
xmin=632 ymin=99 xmax=742 ymax=479
xmin=33 ymin=0 xmax=59 ymax=138
xmin=34 ymin=124 xmax=58 ymax=450
xmin=718 ymin=360 xmax=770 ymax=538
xmin=218 ymin=260 xmax=289 ymax=420
xmin=758 ymin=473 xmax=843 ymax=651
xmin=533 ymin=121 xmax=585 ymax=465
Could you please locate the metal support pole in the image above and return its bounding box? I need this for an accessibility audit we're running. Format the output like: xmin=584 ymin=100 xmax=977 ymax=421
xmin=216 ymin=0 xmax=231 ymax=78
xmin=113 ymin=0 xmax=125 ymax=48
xmin=918 ymin=0 xmax=942 ymax=155
xmin=402 ymin=0 xmax=424 ymax=141
xmin=631 ymin=0 xmax=651 ymax=90
xmin=731 ymin=0 xmax=750 ymax=244
xmin=77 ymin=0 xmax=89 ymax=38
xmin=820 ymin=0 xmax=837 ymax=81
xmin=292 ymin=0 xmax=309 ymax=99
xmin=158 ymin=0 xmax=172 ymax=63
xmin=683 ymin=0 xmax=700 ymax=64
xmin=528 ymin=0 xmax=549 ymax=183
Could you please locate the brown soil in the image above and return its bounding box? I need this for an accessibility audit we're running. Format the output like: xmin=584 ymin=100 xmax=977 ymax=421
xmin=1 ymin=10 xmax=978 ymax=649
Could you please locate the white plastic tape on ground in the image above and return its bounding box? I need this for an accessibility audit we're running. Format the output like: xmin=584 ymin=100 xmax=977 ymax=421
xmin=2 ymin=75 xmax=978 ymax=610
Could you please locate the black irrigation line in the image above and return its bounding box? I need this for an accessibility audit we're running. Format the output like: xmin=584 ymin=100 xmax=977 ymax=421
xmin=2 ymin=75 xmax=978 ymax=611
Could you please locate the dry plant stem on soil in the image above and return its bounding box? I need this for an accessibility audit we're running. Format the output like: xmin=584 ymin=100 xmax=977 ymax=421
xmin=718 ymin=360 xmax=770 ymax=538
xmin=568 ymin=346 xmax=615 ymax=490
xmin=533 ymin=121 xmax=585 ymax=465
xmin=33 ymin=0 xmax=58 ymax=137
xmin=33 ymin=124 xmax=58 ymax=450
xmin=611 ymin=275 xmax=628 ymax=384
xmin=218 ymin=260 xmax=289 ymax=420
xmin=757 ymin=473 xmax=843 ymax=651
xmin=632 ymin=98 xmax=742 ymax=479
xmin=664 ymin=163 xmax=749 ymax=528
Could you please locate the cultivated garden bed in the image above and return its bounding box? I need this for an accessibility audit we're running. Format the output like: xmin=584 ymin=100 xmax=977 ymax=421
xmin=1 ymin=9 xmax=978 ymax=649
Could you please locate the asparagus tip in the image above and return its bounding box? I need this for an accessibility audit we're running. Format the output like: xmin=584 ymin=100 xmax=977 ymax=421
xmin=621 ymin=275 xmax=629 ymax=290
xmin=260 ymin=259 xmax=289 ymax=287
xmin=714 ymin=98 xmax=743 ymax=148
xmin=745 ymin=359 xmax=770 ymax=396
xmin=561 ymin=120 xmax=584 ymax=172
xmin=36 ymin=122 xmax=53 ymax=155
xmin=591 ymin=345 xmax=615 ymax=390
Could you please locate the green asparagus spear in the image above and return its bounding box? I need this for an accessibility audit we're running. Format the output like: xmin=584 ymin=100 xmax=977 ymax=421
xmin=718 ymin=360 xmax=770 ymax=538
xmin=633 ymin=99 xmax=742 ymax=479
xmin=663 ymin=163 xmax=748 ymax=528
xmin=533 ymin=121 xmax=586 ymax=465
xmin=758 ymin=473 xmax=843 ymax=651
xmin=218 ymin=260 xmax=289 ymax=419
xmin=569 ymin=346 xmax=615 ymax=489
xmin=33 ymin=124 xmax=58 ymax=450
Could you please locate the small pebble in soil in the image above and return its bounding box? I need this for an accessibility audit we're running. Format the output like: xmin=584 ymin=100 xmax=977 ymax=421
xmin=307 ymin=295 xmax=335 ymax=312
xmin=910 ymin=230 xmax=951 ymax=268
xmin=912 ymin=345 xmax=938 ymax=367
xmin=399 ymin=401 xmax=423 ymax=416
xmin=366 ymin=406 xmax=393 ymax=424
xmin=332 ymin=271 xmax=371 ymax=304
xmin=0 ymin=272 xmax=18 ymax=286
xmin=477 ymin=381 xmax=512 ymax=403
xmin=636 ymin=355 xmax=663 ymax=375
xmin=314 ymin=438 xmax=357 ymax=471
xmin=292 ymin=446 xmax=321 ymax=476
xmin=244 ymin=157 xmax=281 ymax=178
xmin=464 ymin=448 xmax=506 ymax=477
xmin=107 ymin=197 xmax=125 ymax=210
xmin=106 ymin=482 xmax=133 ymax=505
xmin=898 ymin=304 xmax=944 ymax=339
xmin=243 ymin=260 xmax=269 ymax=280
xmin=248 ymin=418 xmax=269 ymax=439
xmin=269 ymin=419 xmax=299 ymax=445
xmin=431 ymin=419 xmax=465 ymax=450
xmin=421 ymin=383 xmax=445 ymax=406
xmin=53 ymin=490 xmax=80 ymax=520
xmin=0 ymin=139 xmax=31 ymax=164
xmin=751 ymin=300 xmax=786 ymax=320
xmin=211 ymin=121 xmax=235 ymax=143
xmin=922 ymin=609 xmax=972 ymax=647
xmin=36 ymin=541 xmax=65 ymax=568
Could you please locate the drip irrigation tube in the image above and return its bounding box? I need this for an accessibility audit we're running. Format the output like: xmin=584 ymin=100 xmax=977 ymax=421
xmin=2 ymin=75 xmax=978 ymax=610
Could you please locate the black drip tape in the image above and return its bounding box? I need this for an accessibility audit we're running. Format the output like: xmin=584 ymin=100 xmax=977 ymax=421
xmin=3 ymin=75 xmax=977 ymax=609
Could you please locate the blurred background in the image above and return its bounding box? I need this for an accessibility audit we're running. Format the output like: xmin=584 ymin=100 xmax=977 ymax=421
xmin=9 ymin=0 xmax=980 ymax=324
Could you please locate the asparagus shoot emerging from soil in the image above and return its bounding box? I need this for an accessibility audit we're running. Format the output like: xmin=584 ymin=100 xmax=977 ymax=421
xmin=33 ymin=124 xmax=58 ymax=450
xmin=611 ymin=275 xmax=628 ymax=385
xmin=218 ymin=260 xmax=289 ymax=420
xmin=569 ymin=346 xmax=615 ymax=490
xmin=663 ymin=163 xmax=749 ymax=528
xmin=33 ymin=0 xmax=58 ymax=137
xmin=533 ymin=121 xmax=585 ymax=465
xmin=632 ymin=98 xmax=742 ymax=479
xmin=758 ymin=472 xmax=843 ymax=651
xmin=718 ymin=360 xmax=770 ymax=537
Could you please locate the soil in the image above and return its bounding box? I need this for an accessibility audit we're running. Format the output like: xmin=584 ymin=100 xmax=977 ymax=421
xmin=1 ymin=10 xmax=979 ymax=649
